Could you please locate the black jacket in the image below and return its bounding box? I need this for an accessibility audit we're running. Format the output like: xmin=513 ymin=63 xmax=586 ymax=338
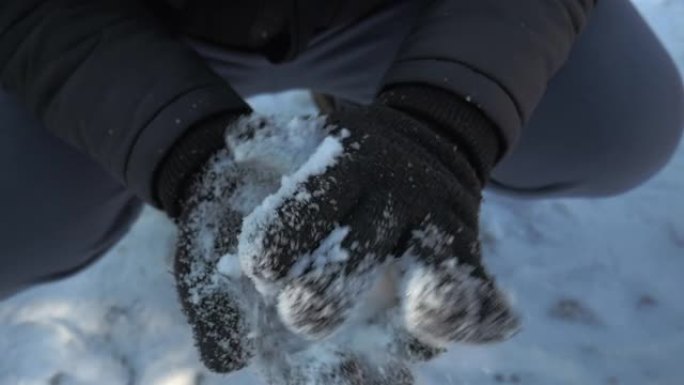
xmin=0 ymin=0 xmax=595 ymax=204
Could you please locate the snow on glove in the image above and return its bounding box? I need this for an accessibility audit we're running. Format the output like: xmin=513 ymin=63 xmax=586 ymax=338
xmin=170 ymin=115 xmax=419 ymax=384
xmin=173 ymin=147 xmax=258 ymax=373
xmin=153 ymin=107 xmax=260 ymax=373
xmin=238 ymin=85 xmax=521 ymax=348
xmin=169 ymin=114 xmax=324 ymax=374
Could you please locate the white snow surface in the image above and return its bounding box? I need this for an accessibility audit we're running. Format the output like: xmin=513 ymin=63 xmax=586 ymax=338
xmin=2 ymin=1 xmax=684 ymax=384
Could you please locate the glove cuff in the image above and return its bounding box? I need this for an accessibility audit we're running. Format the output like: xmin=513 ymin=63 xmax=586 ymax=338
xmin=378 ymin=85 xmax=504 ymax=183
xmin=155 ymin=112 xmax=243 ymax=217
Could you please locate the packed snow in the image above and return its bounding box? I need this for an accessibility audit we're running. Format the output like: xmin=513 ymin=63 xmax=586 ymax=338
xmin=2 ymin=1 xmax=684 ymax=385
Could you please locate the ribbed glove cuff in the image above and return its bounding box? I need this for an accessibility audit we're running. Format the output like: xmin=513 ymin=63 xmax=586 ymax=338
xmin=378 ymin=85 xmax=504 ymax=183
xmin=155 ymin=112 xmax=243 ymax=217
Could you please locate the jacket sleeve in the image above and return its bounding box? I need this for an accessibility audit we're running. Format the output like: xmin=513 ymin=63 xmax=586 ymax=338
xmin=381 ymin=0 xmax=596 ymax=152
xmin=0 ymin=0 xmax=250 ymax=204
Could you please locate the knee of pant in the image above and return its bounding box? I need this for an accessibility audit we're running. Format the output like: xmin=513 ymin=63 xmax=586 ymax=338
xmin=0 ymin=198 xmax=142 ymax=299
xmin=586 ymin=70 xmax=684 ymax=198
xmin=492 ymin=63 xmax=684 ymax=200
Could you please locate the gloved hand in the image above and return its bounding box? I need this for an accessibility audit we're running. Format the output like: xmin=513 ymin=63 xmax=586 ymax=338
xmin=154 ymin=107 xmax=257 ymax=373
xmin=158 ymin=85 xmax=520 ymax=380
xmin=172 ymin=148 xmax=255 ymax=373
xmin=239 ymin=85 xmax=520 ymax=347
xmin=167 ymin=115 xmax=424 ymax=383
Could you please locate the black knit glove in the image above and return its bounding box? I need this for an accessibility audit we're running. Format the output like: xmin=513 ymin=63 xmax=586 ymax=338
xmin=164 ymin=113 xmax=426 ymax=381
xmin=173 ymin=169 xmax=255 ymax=373
xmin=239 ymin=85 xmax=520 ymax=346
xmin=159 ymin=85 xmax=520 ymax=378
xmin=154 ymin=109 xmax=257 ymax=373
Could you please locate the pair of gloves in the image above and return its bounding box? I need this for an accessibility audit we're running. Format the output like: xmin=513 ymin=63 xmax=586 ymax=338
xmin=156 ymin=84 xmax=520 ymax=382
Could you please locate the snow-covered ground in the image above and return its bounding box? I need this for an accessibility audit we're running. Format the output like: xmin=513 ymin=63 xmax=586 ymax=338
xmin=2 ymin=1 xmax=683 ymax=384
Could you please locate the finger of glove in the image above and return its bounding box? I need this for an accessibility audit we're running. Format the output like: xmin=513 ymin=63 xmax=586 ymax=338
xmin=175 ymin=213 xmax=255 ymax=372
xmin=399 ymin=215 xmax=520 ymax=346
xmin=240 ymin=158 xmax=361 ymax=291
xmin=176 ymin=259 xmax=255 ymax=372
xmin=185 ymin=288 xmax=256 ymax=373
xmin=276 ymin=194 xmax=402 ymax=339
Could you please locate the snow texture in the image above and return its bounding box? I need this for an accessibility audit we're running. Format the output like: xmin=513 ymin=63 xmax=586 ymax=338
xmin=2 ymin=2 xmax=684 ymax=384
